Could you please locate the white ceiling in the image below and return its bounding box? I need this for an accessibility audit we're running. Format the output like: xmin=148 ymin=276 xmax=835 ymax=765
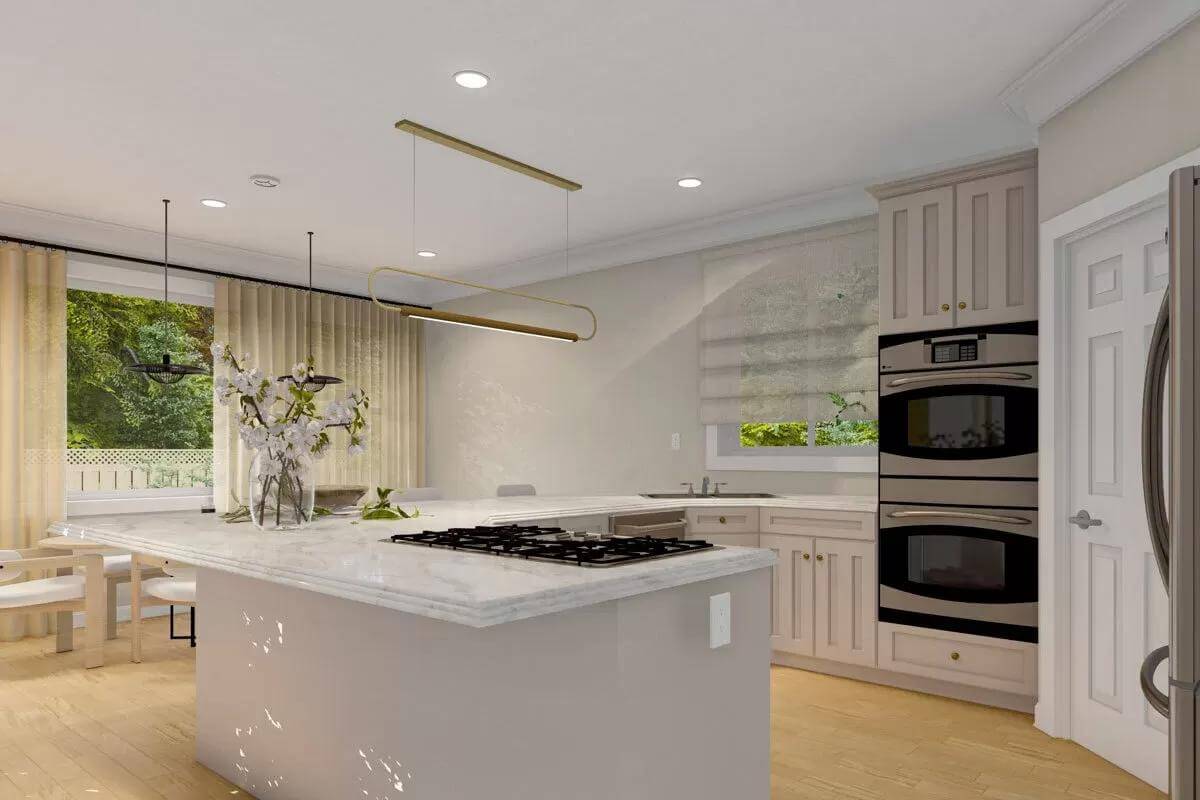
xmin=0 ymin=1 xmax=1106 ymax=302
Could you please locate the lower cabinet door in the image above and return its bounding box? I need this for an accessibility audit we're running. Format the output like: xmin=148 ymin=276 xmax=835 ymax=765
xmin=813 ymin=538 xmax=877 ymax=667
xmin=760 ymin=534 xmax=814 ymax=657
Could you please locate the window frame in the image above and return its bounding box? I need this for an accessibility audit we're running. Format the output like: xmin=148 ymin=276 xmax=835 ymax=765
xmin=65 ymin=257 xmax=216 ymax=516
xmin=704 ymin=423 xmax=878 ymax=473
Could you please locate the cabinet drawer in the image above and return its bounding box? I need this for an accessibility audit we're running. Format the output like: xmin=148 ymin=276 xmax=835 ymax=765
xmin=686 ymin=507 xmax=758 ymax=534
xmin=698 ymin=532 xmax=760 ymax=548
xmin=759 ymin=509 xmax=875 ymax=541
xmin=877 ymin=623 xmax=1036 ymax=695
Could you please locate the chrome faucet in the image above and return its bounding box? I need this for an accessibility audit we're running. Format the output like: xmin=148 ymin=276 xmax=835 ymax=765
xmin=701 ymin=476 xmax=710 ymax=496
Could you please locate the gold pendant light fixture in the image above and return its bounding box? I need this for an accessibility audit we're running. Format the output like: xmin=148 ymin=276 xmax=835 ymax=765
xmin=368 ymin=120 xmax=595 ymax=343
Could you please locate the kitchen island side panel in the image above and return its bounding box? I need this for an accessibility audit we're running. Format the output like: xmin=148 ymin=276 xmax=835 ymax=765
xmin=195 ymin=565 xmax=770 ymax=800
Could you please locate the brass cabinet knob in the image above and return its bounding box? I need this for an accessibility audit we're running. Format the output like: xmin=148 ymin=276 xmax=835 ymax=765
xmin=940 ymin=303 xmax=950 ymax=312
xmin=802 ymin=552 xmax=811 ymax=560
xmin=950 ymin=651 xmax=961 ymax=661
xmin=958 ymin=301 xmax=967 ymax=310
xmin=815 ymin=553 xmax=824 ymax=562
xmin=718 ymin=516 xmax=726 ymax=524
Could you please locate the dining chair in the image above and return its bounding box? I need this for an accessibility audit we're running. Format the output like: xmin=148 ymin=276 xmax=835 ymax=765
xmin=496 ymin=484 xmax=536 ymax=497
xmin=130 ymin=554 xmax=196 ymax=662
xmin=0 ymin=549 xmax=106 ymax=667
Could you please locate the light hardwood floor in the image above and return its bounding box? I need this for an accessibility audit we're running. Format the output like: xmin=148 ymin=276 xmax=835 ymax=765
xmin=0 ymin=618 xmax=1168 ymax=800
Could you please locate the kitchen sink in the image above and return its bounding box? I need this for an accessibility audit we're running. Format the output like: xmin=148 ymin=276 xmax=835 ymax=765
xmin=640 ymin=492 xmax=777 ymax=499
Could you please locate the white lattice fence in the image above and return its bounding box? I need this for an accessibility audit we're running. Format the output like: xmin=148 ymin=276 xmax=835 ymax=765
xmin=66 ymin=449 xmax=214 ymax=492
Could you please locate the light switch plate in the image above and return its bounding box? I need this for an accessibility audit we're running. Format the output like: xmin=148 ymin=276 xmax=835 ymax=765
xmin=709 ymin=592 xmax=731 ymax=649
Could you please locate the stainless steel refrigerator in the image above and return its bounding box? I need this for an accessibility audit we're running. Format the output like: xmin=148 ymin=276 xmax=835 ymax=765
xmin=1143 ymin=165 xmax=1199 ymax=798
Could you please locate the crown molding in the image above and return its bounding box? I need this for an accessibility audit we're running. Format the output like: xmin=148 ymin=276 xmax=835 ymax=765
xmin=1000 ymin=0 xmax=1200 ymax=128
xmin=866 ymin=149 xmax=1038 ymax=201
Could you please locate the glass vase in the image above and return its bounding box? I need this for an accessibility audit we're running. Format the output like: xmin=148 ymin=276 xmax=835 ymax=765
xmin=249 ymin=450 xmax=315 ymax=531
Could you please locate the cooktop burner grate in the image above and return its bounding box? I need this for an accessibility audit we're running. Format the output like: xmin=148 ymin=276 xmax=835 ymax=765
xmin=383 ymin=524 xmax=716 ymax=567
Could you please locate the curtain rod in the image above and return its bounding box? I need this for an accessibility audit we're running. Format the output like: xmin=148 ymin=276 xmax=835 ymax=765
xmin=0 ymin=233 xmax=432 ymax=310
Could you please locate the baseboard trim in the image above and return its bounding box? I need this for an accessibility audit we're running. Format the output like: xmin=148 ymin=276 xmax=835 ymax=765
xmin=772 ymin=650 xmax=1036 ymax=714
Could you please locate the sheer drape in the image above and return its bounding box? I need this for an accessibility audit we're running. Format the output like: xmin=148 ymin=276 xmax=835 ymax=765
xmin=0 ymin=244 xmax=67 ymax=641
xmin=213 ymin=279 xmax=424 ymax=511
xmin=699 ymin=216 xmax=878 ymax=424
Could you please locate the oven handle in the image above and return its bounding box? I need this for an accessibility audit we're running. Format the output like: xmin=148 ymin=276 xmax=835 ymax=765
xmin=885 ymin=371 xmax=1033 ymax=387
xmin=887 ymin=510 xmax=1033 ymax=526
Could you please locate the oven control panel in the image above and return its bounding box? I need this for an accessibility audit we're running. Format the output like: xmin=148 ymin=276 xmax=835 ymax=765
xmin=931 ymin=339 xmax=978 ymax=364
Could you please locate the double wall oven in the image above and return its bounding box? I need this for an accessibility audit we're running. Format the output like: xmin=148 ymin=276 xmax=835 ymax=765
xmin=878 ymin=321 xmax=1038 ymax=643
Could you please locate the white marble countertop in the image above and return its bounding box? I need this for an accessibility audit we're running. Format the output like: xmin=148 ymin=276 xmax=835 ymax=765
xmin=49 ymin=494 xmax=875 ymax=628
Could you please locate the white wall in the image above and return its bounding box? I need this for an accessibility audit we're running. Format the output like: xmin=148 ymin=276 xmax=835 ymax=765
xmin=425 ymin=241 xmax=876 ymax=499
xmin=1038 ymin=16 xmax=1200 ymax=221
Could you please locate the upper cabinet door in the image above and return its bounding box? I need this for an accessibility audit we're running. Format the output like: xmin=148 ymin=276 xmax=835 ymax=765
xmin=954 ymin=168 xmax=1037 ymax=327
xmin=878 ymin=186 xmax=956 ymax=335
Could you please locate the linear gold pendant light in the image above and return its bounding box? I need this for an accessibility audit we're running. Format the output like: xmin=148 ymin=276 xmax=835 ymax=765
xmin=369 ymin=266 xmax=596 ymax=342
xmin=369 ymin=120 xmax=595 ymax=343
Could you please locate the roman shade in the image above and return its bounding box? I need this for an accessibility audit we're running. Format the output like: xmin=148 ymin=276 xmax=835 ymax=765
xmin=700 ymin=216 xmax=878 ymax=425
xmin=213 ymin=278 xmax=424 ymax=511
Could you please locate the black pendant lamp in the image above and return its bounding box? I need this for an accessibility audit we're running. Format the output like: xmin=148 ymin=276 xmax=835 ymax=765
xmin=126 ymin=199 xmax=207 ymax=385
xmin=278 ymin=231 xmax=343 ymax=393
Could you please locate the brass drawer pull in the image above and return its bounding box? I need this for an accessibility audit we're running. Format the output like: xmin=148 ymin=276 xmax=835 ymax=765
xmin=718 ymin=516 xmax=726 ymax=524
xmin=940 ymin=303 xmax=950 ymax=312
xmin=802 ymin=552 xmax=810 ymax=560
xmin=815 ymin=554 xmax=824 ymax=562
xmin=958 ymin=301 xmax=967 ymax=310
xmin=950 ymin=651 xmax=961 ymax=661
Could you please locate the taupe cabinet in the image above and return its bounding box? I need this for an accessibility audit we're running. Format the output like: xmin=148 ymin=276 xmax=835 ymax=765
xmin=683 ymin=507 xmax=878 ymax=668
xmin=872 ymin=152 xmax=1038 ymax=334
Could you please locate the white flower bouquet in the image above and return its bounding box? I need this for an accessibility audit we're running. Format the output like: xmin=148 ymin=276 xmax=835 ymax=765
xmin=212 ymin=343 xmax=369 ymax=530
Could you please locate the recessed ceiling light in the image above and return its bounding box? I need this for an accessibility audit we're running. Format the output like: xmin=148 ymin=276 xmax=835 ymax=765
xmin=677 ymin=177 xmax=702 ymax=189
xmin=453 ymin=70 xmax=490 ymax=89
xmin=200 ymin=198 xmax=227 ymax=208
xmin=416 ymin=250 xmax=437 ymax=258
xmin=249 ymin=174 xmax=280 ymax=188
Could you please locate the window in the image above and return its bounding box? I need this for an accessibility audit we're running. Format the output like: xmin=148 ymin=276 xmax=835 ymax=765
xmin=738 ymin=394 xmax=879 ymax=450
xmin=699 ymin=217 xmax=879 ymax=473
xmin=65 ymin=257 xmax=216 ymax=512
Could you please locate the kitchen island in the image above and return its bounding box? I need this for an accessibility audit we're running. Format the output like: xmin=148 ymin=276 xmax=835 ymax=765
xmin=48 ymin=496 xmax=845 ymax=800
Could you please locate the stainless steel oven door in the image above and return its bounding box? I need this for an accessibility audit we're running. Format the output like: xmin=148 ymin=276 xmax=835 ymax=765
xmin=878 ymin=502 xmax=1038 ymax=642
xmin=879 ymin=365 xmax=1038 ymax=478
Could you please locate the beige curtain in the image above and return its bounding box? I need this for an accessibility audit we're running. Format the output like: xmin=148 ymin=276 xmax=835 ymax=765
xmin=0 ymin=244 xmax=67 ymax=641
xmin=699 ymin=216 xmax=879 ymax=424
xmin=213 ymin=278 xmax=425 ymax=511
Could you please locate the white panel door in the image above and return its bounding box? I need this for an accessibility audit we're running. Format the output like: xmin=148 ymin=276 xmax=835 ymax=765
xmin=813 ymin=538 xmax=876 ymax=666
xmin=1067 ymin=205 xmax=1169 ymax=790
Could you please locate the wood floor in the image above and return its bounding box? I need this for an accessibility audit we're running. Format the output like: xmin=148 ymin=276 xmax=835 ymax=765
xmin=0 ymin=618 xmax=1167 ymax=800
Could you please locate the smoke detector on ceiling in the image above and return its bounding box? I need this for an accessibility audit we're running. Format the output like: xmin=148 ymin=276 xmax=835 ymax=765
xmin=249 ymin=174 xmax=281 ymax=188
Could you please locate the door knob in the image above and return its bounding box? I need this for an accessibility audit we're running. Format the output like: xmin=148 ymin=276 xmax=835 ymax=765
xmin=1069 ymin=510 xmax=1103 ymax=530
